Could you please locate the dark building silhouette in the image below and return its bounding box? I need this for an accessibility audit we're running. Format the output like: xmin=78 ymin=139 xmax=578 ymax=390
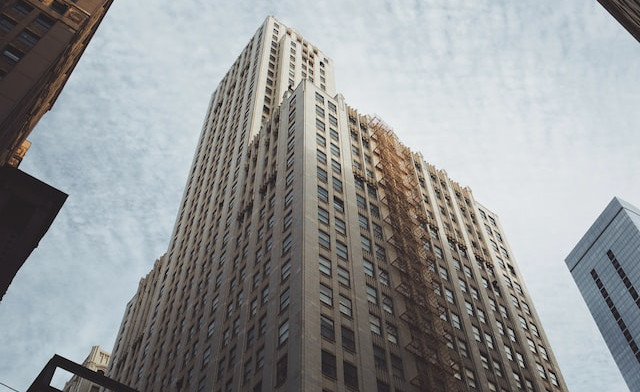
xmin=0 ymin=0 xmax=113 ymax=300
xmin=596 ymin=0 xmax=640 ymax=43
xmin=0 ymin=166 xmax=66 ymax=300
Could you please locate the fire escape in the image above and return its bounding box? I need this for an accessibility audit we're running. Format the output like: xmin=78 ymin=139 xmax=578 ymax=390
xmin=370 ymin=117 xmax=465 ymax=392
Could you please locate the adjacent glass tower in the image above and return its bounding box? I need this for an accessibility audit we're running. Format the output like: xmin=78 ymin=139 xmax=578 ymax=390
xmin=566 ymin=197 xmax=640 ymax=391
xmin=107 ymin=17 xmax=568 ymax=392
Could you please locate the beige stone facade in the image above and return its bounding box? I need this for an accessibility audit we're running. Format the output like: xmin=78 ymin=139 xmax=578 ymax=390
xmin=107 ymin=17 xmax=568 ymax=392
xmin=62 ymin=345 xmax=110 ymax=392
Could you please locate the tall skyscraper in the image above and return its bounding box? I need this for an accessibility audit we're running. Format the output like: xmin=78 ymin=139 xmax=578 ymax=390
xmin=0 ymin=0 xmax=113 ymax=300
xmin=566 ymin=197 xmax=640 ymax=391
xmin=595 ymin=0 xmax=640 ymax=43
xmin=108 ymin=17 xmax=568 ymax=392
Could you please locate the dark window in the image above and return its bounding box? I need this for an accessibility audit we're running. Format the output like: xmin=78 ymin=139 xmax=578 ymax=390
xmin=32 ymin=14 xmax=54 ymax=31
xmin=320 ymin=315 xmax=335 ymax=340
xmin=321 ymin=350 xmax=337 ymax=379
xmin=2 ymin=45 xmax=23 ymax=64
xmin=341 ymin=326 xmax=355 ymax=352
xmin=275 ymin=355 xmax=287 ymax=386
xmin=50 ymin=1 xmax=69 ymax=14
xmin=373 ymin=345 xmax=386 ymax=370
xmin=13 ymin=1 xmax=33 ymax=16
xmin=0 ymin=16 xmax=17 ymax=32
xmin=343 ymin=361 xmax=359 ymax=389
xmin=377 ymin=380 xmax=390 ymax=392
xmin=390 ymin=354 xmax=404 ymax=380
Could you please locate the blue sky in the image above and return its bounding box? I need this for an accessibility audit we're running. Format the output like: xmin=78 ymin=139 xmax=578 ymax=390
xmin=1 ymin=0 xmax=638 ymax=390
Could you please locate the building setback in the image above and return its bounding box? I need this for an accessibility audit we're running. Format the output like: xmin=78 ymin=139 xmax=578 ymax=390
xmin=107 ymin=17 xmax=568 ymax=392
xmin=566 ymin=197 xmax=640 ymax=391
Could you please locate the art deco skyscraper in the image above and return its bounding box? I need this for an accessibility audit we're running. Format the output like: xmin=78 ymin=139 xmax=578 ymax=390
xmin=566 ymin=197 xmax=640 ymax=391
xmin=108 ymin=17 xmax=568 ymax=392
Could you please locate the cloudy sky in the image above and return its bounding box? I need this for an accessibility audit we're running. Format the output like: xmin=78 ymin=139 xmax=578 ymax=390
xmin=1 ymin=0 xmax=639 ymax=391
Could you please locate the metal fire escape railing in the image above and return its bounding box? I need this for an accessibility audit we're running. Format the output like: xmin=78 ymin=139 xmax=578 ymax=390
xmin=370 ymin=117 xmax=464 ymax=392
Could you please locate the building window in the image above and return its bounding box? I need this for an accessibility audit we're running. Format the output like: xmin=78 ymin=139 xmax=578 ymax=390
xmin=373 ymin=345 xmax=386 ymax=370
xmin=378 ymin=269 xmax=389 ymax=286
xmin=278 ymin=320 xmax=290 ymax=345
xmin=337 ymin=266 xmax=350 ymax=287
xmin=386 ymin=322 xmax=398 ymax=344
xmin=390 ymin=354 xmax=404 ymax=380
xmin=336 ymin=240 xmax=348 ymax=260
xmin=361 ymin=235 xmax=372 ymax=253
xmin=282 ymin=233 xmax=292 ymax=254
xmin=366 ymin=285 xmax=378 ymax=304
xmin=317 ymin=149 xmax=327 ymax=164
xmin=50 ymin=1 xmax=69 ymax=14
xmin=330 ymin=143 xmax=340 ymax=157
xmin=335 ymin=217 xmax=346 ymax=235
xmin=369 ymin=313 xmax=382 ymax=335
xmin=321 ymin=350 xmax=337 ymax=379
xmin=332 ymin=177 xmax=343 ymax=193
xmin=0 ymin=16 xmax=17 ymax=33
xmin=17 ymin=30 xmax=39 ymax=47
xmin=281 ymin=259 xmax=291 ymax=281
xmin=465 ymin=368 xmax=477 ymax=389
xmin=321 ymin=314 xmax=335 ymax=340
xmin=318 ymin=206 xmax=330 ymax=225
xmin=450 ymin=312 xmax=461 ymax=329
xmin=363 ymin=259 xmax=375 ymax=277
xmin=280 ymin=287 xmax=290 ymax=311
xmin=320 ymin=284 xmax=333 ymax=306
xmin=255 ymin=346 xmax=265 ymax=371
xmin=285 ymin=189 xmax=293 ymax=207
xmin=258 ymin=315 xmax=267 ymax=336
xmin=318 ymin=185 xmax=328 ymax=202
xmin=549 ymin=371 xmax=559 ymax=386
xmin=319 ymin=230 xmax=330 ymax=249
xmin=342 ymin=326 xmax=355 ymax=352
xmin=458 ymin=339 xmax=469 ymax=357
xmin=339 ymin=294 xmax=352 ymax=317
xmin=275 ymin=355 xmax=288 ymax=386
xmin=13 ymin=1 xmax=33 ymax=16
xmin=382 ymin=296 xmax=394 ymax=314
xmin=32 ymin=15 xmax=53 ymax=32
xmin=343 ymin=361 xmax=358 ymax=389
xmin=331 ymin=159 xmax=341 ymax=173
xmin=2 ymin=46 xmax=23 ymax=64
xmin=319 ymin=254 xmax=332 ymax=276
xmin=317 ymin=166 xmax=328 ymax=183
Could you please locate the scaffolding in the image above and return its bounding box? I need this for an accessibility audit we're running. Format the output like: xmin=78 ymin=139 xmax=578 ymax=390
xmin=370 ymin=117 xmax=464 ymax=392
